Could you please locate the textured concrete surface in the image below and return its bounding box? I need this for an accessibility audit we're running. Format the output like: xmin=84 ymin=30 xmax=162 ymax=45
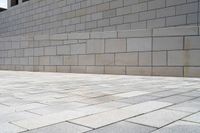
xmin=0 ymin=71 xmax=200 ymax=133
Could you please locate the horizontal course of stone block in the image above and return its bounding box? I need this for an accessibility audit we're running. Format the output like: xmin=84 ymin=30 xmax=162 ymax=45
xmin=0 ymin=0 xmax=199 ymax=37
xmin=0 ymin=26 xmax=200 ymax=77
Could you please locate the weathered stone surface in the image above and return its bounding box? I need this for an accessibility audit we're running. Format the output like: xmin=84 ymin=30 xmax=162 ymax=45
xmin=105 ymin=39 xmax=126 ymax=53
xmin=115 ymin=53 xmax=138 ymax=66
xmin=127 ymin=38 xmax=152 ymax=52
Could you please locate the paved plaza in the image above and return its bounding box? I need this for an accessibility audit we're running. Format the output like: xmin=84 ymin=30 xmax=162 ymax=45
xmin=0 ymin=71 xmax=200 ymax=133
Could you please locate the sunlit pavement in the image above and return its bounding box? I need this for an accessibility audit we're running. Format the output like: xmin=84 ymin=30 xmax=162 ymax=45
xmin=0 ymin=71 xmax=200 ymax=133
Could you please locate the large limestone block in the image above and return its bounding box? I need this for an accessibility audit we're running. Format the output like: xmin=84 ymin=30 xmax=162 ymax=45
xmin=50 ymin=56 xmax=63 ymax=65
xmin=168 ymin=50 xmax=200 ymax=66
xmin=184 ymin=67 xmax=200 ymax=77
xmin=39 ymin=56 xmax=50 ymax=66
xmin=153 ymin=26 xmax=198 ymax=36
xmin=96 ymin=54 xmax=115 ymax=65
xmin=90 ymin=31 xmax=117 ymax=39
xmin=86 ymin=66 xmax=104 ymax=74
xmin=153 ymin=67 xmax=183 ymax=77
xmin=153 ymin=51 xmax=167 ymax=66
xmin=185 ymin=36 xmax=200 ymax=49
xmin=78 ymin=55 xmax=95 ymax=65
xmin=57 ymin=66 xmax=70 ymax=73
xmin=44 ymin=47 xmax=57 ymax=56
xmin=71 ymin=43 xmax=86 ymax=55
xmin=115 ymin=53 xmax=138 ymax=66
xmin=68 ymin=33 xmax=89 ymax=39
xmin=71 ymin=66 xmax=86 ymax=73
xmin=105 ymin=39 xmax=126 ymax=53
xmin=118 ymin=29 xmax=152 ymax=38
xmin=127 ymin=38 xmax=152 ymax=52
xmin=105 ymin=66 xmax=126 ymax=75
xmin=127 ymin=67 xmax=152 ymax=76
xmin=64 ymin=55 xmax=78 ymax=65
xmin=87 ymin=39 xmax=104 ymax=54
xmin=153 ymin=37 xmax=183 ymax=50
xmin=139 ymin=52 xmax=152 ymax=66
xmin=57 ymin=45 xmax=70 ymax=55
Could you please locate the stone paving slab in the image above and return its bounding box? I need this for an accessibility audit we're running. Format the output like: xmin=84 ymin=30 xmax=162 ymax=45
xmin=127 ymin=109 xmax=189 ymax=128
xmin=24 ymin=122 xmax=91 ymax=133
xmin=183 ymin=112 xmax=200 ymax=123
xmin=0 ymin=71 xmax=199 ymax=133
xmin=0 ymin=123 xmax=26 ymax=133
xmin=152 ymin=121 xmax=200 ymax=133
xmin=86 ymin=121 xmax=156 ymax=133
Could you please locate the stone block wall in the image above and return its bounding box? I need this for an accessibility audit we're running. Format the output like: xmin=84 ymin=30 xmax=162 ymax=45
xmin=0 ymin=0 xmax=199 ymax=37
xmin=0 ymin=26 xmax=200 ymax=77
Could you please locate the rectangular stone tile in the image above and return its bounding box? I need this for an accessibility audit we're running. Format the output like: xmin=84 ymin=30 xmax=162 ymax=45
xmin=70 ymin=109 xmax=138 ymax=129
xmin=118 ymin=29 xmax=152 ymax=38
xmin=157 ymin=95 xmax=193 ymax=104
xmin=114 ymin=91 xmax=150 ymax=98
xmin=105 ymin=66 xmax=126 ymax=75
xmin=151 ymin=90 xmax=180 ymax=97
xmin=184 ymin=67 xmax=200 ymax=77
xmin=105 ymin=39 xmax=126 ymax=53
xmin=181 ymin=91 xmax=200 ymax=97
xmin=57 ymin=66 xmax=70 ymax=73
xmin=153 ymin=26 xmax=198 ymax=36
xmin=115 ymin=53 xmax=138 ymax=66
xmin=122 ymin=101 xmax=172 ymax=113
xmin=50 ymin=56 xmax=63 ymax=65
xmin=24 ymin=122 xmax=91 ymax=133
xmin=87 ymin=121 xmax=155 ymax=133
xmin=139 ymin=52 xmax=152 ymax=66
xmin=152 ymin=67 xmax=183 ymax=77
xmin=152 ymin=121 xmax=200 ymax=133
xmin=126 ymin=67 xmax=152 ymax=76
xmin=127 ymin=38 xmax=152 ymax=52
xmin=0 ymin=123 xmax=26 ymax=133
xmin=168 ymin=101 xmax=200 ymax=113
xmin=44 ymin=47 xmax=57 ymax=56
xmin=27 ymin=102 xmax=87 ymax=115
xmin=12 ymin=110 xmax=88 ymax=130
xmin=153 ymin=37 xmax=183 ymax=50
xmin=87 ymin=39 xmax=104 ymax=54
xmin=78 ymin=55 xmax=95 ymax=65
xmin=96 ymin=101 xmax=130 ymax=109
xmin=86 ymin=66 xmax=104 ymax=74
xmin=96 ymin=54 xmax=114 ymax=65
xmin=183 ymin=112 xmax=200 ymax=123
xmin=118 ymin=95 xmax=159 ymax=105
xmin=168 ymin=50 xmax=200 ymax=66
xmin=90 ymin=31 xmax=117 ymax=39
xmin=127 ymin=109 xmax=189 ymax=128
xmin=185 ymin=36 xmax=200 ymax=49
xmin=71 ymin=43 xmax=86 ymax=55
xmin=57 ymin=45 xmax=70 ymax=55
xmin=70 ymin=101 xmax=172 ymax=128
xmin=153 ymin=51 xmax=167 ymax=66
xmin=0 ymin=111 xmax=39 ymax=124
xmin=64 ymin=55 xmax=78 ymax=65
xmin=68 ymin=33 xmax=89 ymax=39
